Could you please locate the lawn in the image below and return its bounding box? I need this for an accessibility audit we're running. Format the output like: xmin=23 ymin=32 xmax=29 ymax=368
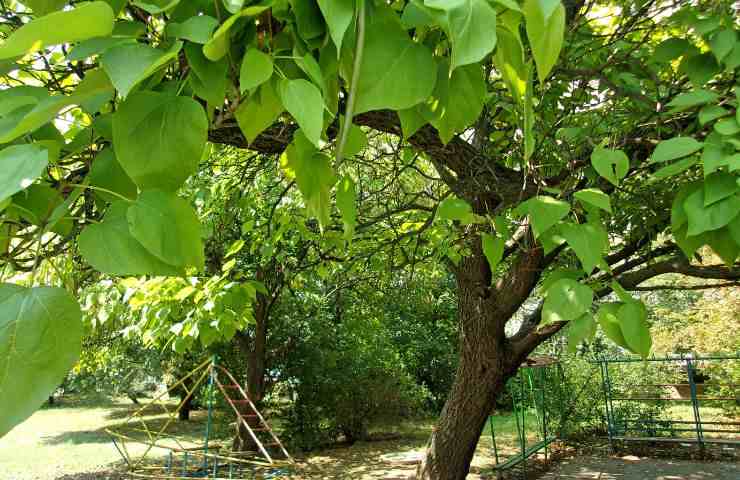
xmin=0 ymin=397 xmax=546 ymax=480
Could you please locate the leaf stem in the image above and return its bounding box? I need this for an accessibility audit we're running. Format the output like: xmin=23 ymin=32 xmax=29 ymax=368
xmin=66 ymin=183 xmax=135 ymax=203
xmin=335 ymin=0 xmax=366 ymax=166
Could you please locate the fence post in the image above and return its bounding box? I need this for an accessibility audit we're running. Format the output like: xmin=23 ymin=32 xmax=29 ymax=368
xmin=685 ymin=358 xmax=705 ymax=451
xmin=598 ymin=358 xmax=614 ymax=451
xmin=540 ymin=367 xmax=548 ymax=460
xmin=519 ymin=368 xmax=529 ymax=479
xmin=489 ymin=414 xmax=500 ymax=466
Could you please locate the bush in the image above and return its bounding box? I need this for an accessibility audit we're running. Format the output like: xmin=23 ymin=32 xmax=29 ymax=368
xmin=282 ymin=315 xmax=429 ymax=450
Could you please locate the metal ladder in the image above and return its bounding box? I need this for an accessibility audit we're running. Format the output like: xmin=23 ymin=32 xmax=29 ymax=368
xmin=211 ymin=364 xmax=293 ymax=464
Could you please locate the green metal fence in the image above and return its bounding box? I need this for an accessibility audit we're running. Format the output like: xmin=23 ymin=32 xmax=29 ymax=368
xmin=594 ymin=353 xmax=740 ymax=449
xmin=487 ymin=360 xmax=565 ymax=475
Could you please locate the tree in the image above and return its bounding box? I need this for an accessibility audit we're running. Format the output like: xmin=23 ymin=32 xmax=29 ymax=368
xmin=1 ymin=1 xmax=740 ymax=479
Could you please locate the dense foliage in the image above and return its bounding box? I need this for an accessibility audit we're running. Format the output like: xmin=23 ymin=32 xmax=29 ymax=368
xmin=1 ymin=0 xmax=739 ymax=477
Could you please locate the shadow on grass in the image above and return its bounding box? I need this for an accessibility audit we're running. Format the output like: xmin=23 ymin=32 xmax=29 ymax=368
xmin=41 ymin=429 xmax=113 ymax=445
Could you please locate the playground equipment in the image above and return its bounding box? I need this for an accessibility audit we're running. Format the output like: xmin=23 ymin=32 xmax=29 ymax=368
xmin=106 ymin=357 xmax=293 ymax=479
xmin=594 ymin=353 xmax=740 ymax=450
xmin=487 ymin=356 xmax=565 ymax=476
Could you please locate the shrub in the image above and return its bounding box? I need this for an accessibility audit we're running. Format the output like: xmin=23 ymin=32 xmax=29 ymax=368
xmin=282 ymin=315 xmax=429 ymax=450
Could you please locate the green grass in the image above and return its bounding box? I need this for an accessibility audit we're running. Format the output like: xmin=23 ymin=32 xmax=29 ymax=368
xmin=0 ymin=397 xmax=132 ymax=480
xmin=0 ymin=396 xmax=537 ymax=480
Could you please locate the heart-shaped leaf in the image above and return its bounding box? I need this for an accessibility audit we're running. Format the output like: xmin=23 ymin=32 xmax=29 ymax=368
xmin=0 ymin=285 xmax=83 ymax=437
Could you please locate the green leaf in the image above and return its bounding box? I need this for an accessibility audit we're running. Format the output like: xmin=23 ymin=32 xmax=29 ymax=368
xmin=481 ymin=232 xmax=505 ymax=278
xmin=290 ymin=0 xmax=326 ymax=40
xmin=66 ymin=37 xmax=135 ymax=62
xmin=398 ymin=107 xmax=427 ymax=139
xmin=651 ymin=38 xmax=690 ymax=63
xmin=78 ymin=202 xmax=183 ymax=276
xmin=12 ymin=184 xmax=71 ymax=235
xmin=317 ymin=0 xmax=354 ymax=54
xmin=523 ymin=64 xmax=535 ymax=161
xmin=665 ymin=89 xmax=718 ymax=111
xmin=339 ymin=116 xmax=367 ymax=157
xmin=202 ymin=6 xmax=268 ymax=61
xmin=705 ymin=227 xmax=740 ymax=265
xmin=113 ymin=92 xmax=208 ymax=192
xmin=132 ymin=0 xmax=180 ymax=14
xmin=513 ymin=195 xmax=570 ymax=239
xmin=491 ymin=0 xmax=522 ymax=12
xmin=727 ymin=215 xmax=740 ymax=249
xmin=617 ymin=301 xmax=651 ymax=358
xmin=650 ymin=137 xmax=703 ymax=164
xmin=280 ymin=133 xmax=337 ymax=230
xmin=540 ymin=268 xmax=582 ymax=295
xmin=559 ymin=222 xmax=608 ymax=274
xmin=681 ymin=53 xmax=720 ymax=87
xmin=278 ymin=79 xmax=325 ymax=148
xmin=235 ymin=81 xmax=284 ymax=146
xmin=709 ymin=28 xmax=736 ymax=62
xmin=353 ymin=19 xmax=436 ymax=114
xmin=574 ymin=188 xmax=612 ymax=213
xmin=100 ymin=41 xmax=182 ymax=98
xmin=295 ymin=52 xmax=327 ymax=96
xmin=698 ymin=105 xmax=730 ymax=126
xmin=127 ymin=190 xmax=205 ymax=270
xmin=88 ymin=148 xmax=137 ymax=203
xmin=704 ymin=172 xmax=738 ymax=206
xmin=167 ymin=15 xmax=219 ymax=44
xmin=702 ymin=132 xmax=732 ymax=177
xmin=222 ymin=0 xmax=245 ymax=13
xmin=336 ymin=175 xmax=357 ymax=241
xmin=673 ymin=223 xmax=705 ymax=260
xmin=0 ymin=285 xmax=82 ymax=437
xmin=425 ymin=0 xmax=498 ymax=71
xmin=494 ymin=18 xmax=527 ymax=100
xmin=724 ymin=43 xmax=740 ymax=70
xmin=567 ymin=312 xmax=595 ymax=353
xmin=240 ymin=48 xmax=274 ymax=93
xmin=714 ymin=117 xmax=740 ymax=136
xmin=0 ymin=2 xmax=114 ymax=60
xmin=523 ymin=0 xmax=565 ymax=83
xmin=23 ymin=0 xmax=68 ymax=15
xmin=421 ymin=60 xmax=487 ymax=144
xmin=0 ymin=145 xmax=48 ymax=203
xmin=683 ymin=187 xmax=740 ymax=236
xmin=596 ymin=303 xmax=630 ymax=350
xmin=651 ymin=155 xmax=700 ymax=180
xmin=0 ymin=76 xmax=112 ymax=142
xmin=541 ymin=278 xmax=593 ymax=324
xmin=591 ymin=147 xmax=629 ymax=186
xmin=185 ymin=43 xmax=228 ymax=107
xmin=437 ymin=197 xmax=473 ymax=221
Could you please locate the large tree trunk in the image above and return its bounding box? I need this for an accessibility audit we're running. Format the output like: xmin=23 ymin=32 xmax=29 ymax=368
xmin=417 ymin=242 xmax=543 ymax=479
xmin=232 ymin=293 xmax=269 ymax=452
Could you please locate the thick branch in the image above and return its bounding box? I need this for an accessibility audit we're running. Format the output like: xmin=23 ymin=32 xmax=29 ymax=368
xmin=509 ymin=257 xmax=740 ymax=358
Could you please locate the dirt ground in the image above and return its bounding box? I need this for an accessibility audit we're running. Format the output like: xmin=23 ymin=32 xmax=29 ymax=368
xmin=538 ymin=455 xmax=738 ymax=480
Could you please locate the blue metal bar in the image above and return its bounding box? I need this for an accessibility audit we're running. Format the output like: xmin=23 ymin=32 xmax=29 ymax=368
xmin=590 ymin=353 xmax=740 ymax=364
xmin=686 ymin=358 xmax=705 ymax=448
xmin=489 ymin=415 xmax=500 ymax=465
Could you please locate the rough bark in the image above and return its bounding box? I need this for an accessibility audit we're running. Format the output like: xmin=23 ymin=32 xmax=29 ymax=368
xmin=178 ymin=394 xmax=193 ymax=421
xmin=232 ymin=292 xmax=269 ymax=451
xmin=417 ymin=241 xmax=545 ymax=479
